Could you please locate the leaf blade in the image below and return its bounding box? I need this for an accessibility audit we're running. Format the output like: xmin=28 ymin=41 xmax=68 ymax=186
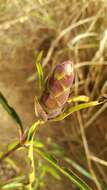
xmin=52 ymin=101 xmax=100 ymax=121
xmin=35 ymin=51 xmax=44 ymax=90
xmin=64 ymin=158 xmax=93 ymax=181
xmin=1 ymin=182 xmax=23 ymax=190
xmin=34 ymin=149 xmax=93 ymax=190
xmin=0 ymin=92 xmax=23 ymax=134
xmin=67 ymin=95 xmax=90 ymax=103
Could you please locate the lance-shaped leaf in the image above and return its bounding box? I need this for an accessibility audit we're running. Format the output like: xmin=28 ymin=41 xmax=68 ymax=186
xmin=51 ymin=101 xmax=100 ymax=121
xmin=64 ymin=158 xmax=93 ymax=181
xmin=67 ymin=95 xmax=90 ymax=103
xmin=34 ymin=149 xmax=93 ymax=190
xmin=27 ymin=120 xmax=44 ymax=142
xmin=28 ymin=135 xmax=35 ymax=188
xmin=0 ymin=92 xmax=23 ymax=134
xmin=0 ymin=141 xmax=20 ymax=160
xmin=1 ymin=182 xmax=23 ymax=189
xmin=42 ymin=164 xmax=61 ymax=180
xmin=35 ymin=51 xmax=44 ymax=90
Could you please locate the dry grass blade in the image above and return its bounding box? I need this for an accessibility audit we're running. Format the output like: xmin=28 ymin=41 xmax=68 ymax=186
xmin=43 ymin=17 xmax=95 ymax=66
xmin=90 ymin=155 xmax=107 ymax=167
xmin=69 ymin=32 xmax=98 ymax=46
xmin=77 ymin=111 xmax=102 ymax=190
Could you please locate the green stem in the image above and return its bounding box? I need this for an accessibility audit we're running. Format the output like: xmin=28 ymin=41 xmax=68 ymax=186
xmin=0 ymin=120 xmax=44 ymax=162
xmin=0 ymin=142 xmax=21 ymax=161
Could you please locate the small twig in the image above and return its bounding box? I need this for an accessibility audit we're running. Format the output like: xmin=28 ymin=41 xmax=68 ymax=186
xmin=85 ymin=102 xmax=107 ymax=128
xmin=43 ymin=17 xmax=94 ymax=67
xmin=75 ymin=61 xmax=107 ymax=69
xmin=90 ymin=155 xmax=107 ymax=167
xmin=95 ymin=162 xmax=107 ymax=185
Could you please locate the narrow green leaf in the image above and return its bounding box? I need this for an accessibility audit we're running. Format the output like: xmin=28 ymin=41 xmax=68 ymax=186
xmin=0 ymin=141 xmax=19 ymax=159
xmin=67 ymin=95 xmax=90 ymax=103
xmin=28 ymin=136 xmax=35 ymax=188
xmin=26 ymin=140 xmax=44 ymax=149
xmin=49 ymin=143 xmax=65 ymax=156
xmin=35 ymin=51 xmax=44 ymax=90
xmin=5 ymin=157 xmax=20 ymax=173
xmin=64 ymin=168 xmax=92 ymax=189
xmin=5 ymin=176 xmax=25 ymax=183
xmin=52 ymin=101 xmax=100 ymax=121
xmin=0 ymin=92 xmax=23 ymax=134
xmin=7 ymin=141 xmax=19 ymax=152
xmin=27 ymin=121 xmax=44 ymax=189
xmin=64 ymin=158 xmax=93 ymax=180
xmin=43 ymin=165 xmax=61 ymax=180
xmin=35 ymin=149 xmax=93 ymax=190
xmin=1 ymin=182 xmax=23 ymax=189
xmin=49 ymin=143 xmax=92 ymax=180
xmin=27 ymin=120 xmax=44 ymax=142
xmin=34 ymin=139 xmax=45 ymax=148
xmin=35 ymin=149 xmax=57 ymax=164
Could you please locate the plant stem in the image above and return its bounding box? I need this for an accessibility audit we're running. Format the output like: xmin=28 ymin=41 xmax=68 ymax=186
xmin=0 ymin=142 xmax=21 ymax=161
xmin=0 ymin=120 xmax=44 ymax=162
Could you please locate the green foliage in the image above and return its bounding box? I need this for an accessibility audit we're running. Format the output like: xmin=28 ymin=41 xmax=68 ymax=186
xmin=0 ymin=92 xmax=100 ymax=190
xmin=48 ymin=143 xmax=93 ymax=181
xmin=52 ymin=101 xmax=100 ymax=121
xmin=0 ymin=73 xmax=103 ymax=190
xmin=27 ymin=120 xmax=60 ymax=189
xmin=28 ymin=135 xmax=35 ymax=189
xmin=30 ymin=160 xmax=60 ymax=190
xmin=1 ymin=182 xmax=23 ymax=190
xmin=5 ymin=175 xmax=25 ymax=184
xmin=34 ymin=148 xmax=93 ymax=190
xmin=0 ymin=92 xmax=23 ymax=134
xmin=33 ymin=139 xmax=45 ymax=148
xmin=35 ymin=51 xmax=44 ymax=90
xmin=0 ymin=140 xmax=20 ymax=160
xmin=7 ymin=141 xmax=19 ymax=152
xmin=48 ymin=143 xmax=65 ymax=156
xmin=42 ymin=164 xmax=61 ymax=180
xmin=27 ymin=121 xmax=45 ymax=189
xmin=64 ymin=158 xmax=93 ymax=181
xmin=67 ymin=95 xmax=90 ymax=103
xmin=27 ymin=120 xmax=44 ymax=142
xmin=0 ymin=51 xmax=105 ymax=190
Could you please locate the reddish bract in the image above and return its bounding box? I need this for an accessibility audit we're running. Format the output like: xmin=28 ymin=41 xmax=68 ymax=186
xmin=40 ymin=60 xmax=74 ymax=119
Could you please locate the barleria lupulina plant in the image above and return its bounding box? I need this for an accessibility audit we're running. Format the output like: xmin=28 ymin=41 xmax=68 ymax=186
xmin=0 ymin=52 xmax=106 ymax=190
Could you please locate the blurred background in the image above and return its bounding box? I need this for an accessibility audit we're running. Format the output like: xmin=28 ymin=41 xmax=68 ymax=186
xmin=0 ymin=0 xmax=107 ymax=189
